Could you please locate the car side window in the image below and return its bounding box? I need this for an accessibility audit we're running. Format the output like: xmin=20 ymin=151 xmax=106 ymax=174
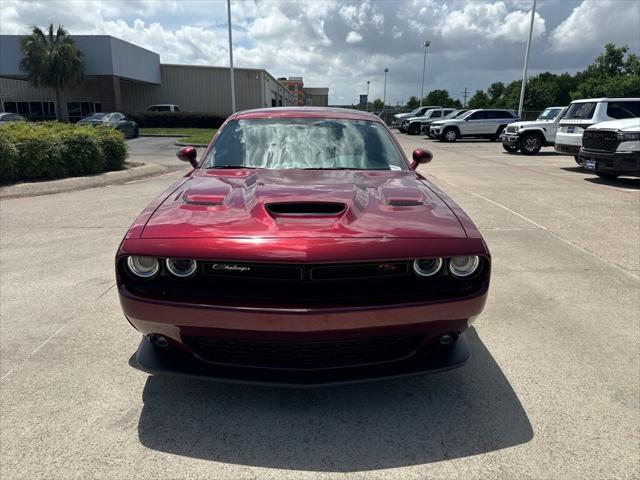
xmin=431 ymin=111 xmax=441 ymax=118
xmin=159 ymin=106 xmax=170 ymax=112
xmin=469 ymin=111 xmax=486 ymax=120
xmin=606 ymin=101 xmax=640 ymax=119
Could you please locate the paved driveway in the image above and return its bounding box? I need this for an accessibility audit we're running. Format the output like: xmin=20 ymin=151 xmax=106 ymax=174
xmin=0 ymin=134 xmax=638 ymax=479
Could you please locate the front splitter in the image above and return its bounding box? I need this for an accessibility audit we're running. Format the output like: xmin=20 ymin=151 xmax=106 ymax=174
xmin=132 ymin=334 xmax=470 ymax=388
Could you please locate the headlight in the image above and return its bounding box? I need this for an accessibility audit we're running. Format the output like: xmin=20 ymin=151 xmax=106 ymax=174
xmin=127 ymin=256 xmax=159 ymax=278
xmin=165 ymin=258 xmax=197 ymax=278
xmin=617 ymin=132 xmax=640 ymax=141
xmin=413 ymin=258 xmax=443 ymax=277
xmin=449 ymin=256 xmax=480 ymax=278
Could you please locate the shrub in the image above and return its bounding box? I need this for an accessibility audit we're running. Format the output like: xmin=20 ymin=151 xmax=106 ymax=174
xmin=96 ymin=128 xmax=128 ymax=170
xmin=126 ymin=111 xmax=226 ymax=129
xmin=0 ymin=121 xmax=128 ymax=182
xmin=0 ymin=135 xmax=18 ymax=181
xmin=61 ymin=127 xmax=105 ymax=175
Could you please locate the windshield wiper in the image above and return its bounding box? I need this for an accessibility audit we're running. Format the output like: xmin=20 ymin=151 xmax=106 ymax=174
xmin=206 ymin=165 xmax=259 ymax=169
xmin=300 ymin=167 xmax=386 ymax=170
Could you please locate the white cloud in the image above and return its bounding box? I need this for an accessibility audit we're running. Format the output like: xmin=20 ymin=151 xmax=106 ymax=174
xmin=551 ymin=0 xmax=640 ymax=53
xmin=346 ymin=30 xmax=363 ymax=43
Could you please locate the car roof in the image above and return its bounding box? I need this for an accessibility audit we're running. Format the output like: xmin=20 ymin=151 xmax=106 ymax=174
xmin=149 ymin=104 xmax=177 ymax=106
xmin=570 ymin=98 xmax=640 ymax=103
xmin=231 ymin=107 xmax=384 ymax=122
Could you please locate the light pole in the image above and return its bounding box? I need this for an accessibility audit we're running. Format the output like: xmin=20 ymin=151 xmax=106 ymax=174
xmin=227 ymin=0 xmax=236 ymax=114
xmin=382 ymin=68 xmax=388 ymax=110
xmin=419 ymin=40 xmax=430 ymax=107
xmin=518 ymin=0 xmax=537 ymax=118
xmin=366 ymin=80 xmax=370 ymax=107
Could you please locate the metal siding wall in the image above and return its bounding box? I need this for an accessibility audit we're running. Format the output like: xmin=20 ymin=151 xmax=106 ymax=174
xmin=0 ymin=77 xmax=101 ymax=115
xmin=120 ymin=65 xmax=272 ymax=116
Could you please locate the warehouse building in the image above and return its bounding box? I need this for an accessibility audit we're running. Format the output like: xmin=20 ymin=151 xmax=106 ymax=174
xmin=0 ymin=34 xmax=300 ymax=121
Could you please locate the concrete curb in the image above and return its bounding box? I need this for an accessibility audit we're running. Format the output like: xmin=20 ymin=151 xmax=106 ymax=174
xmin=175 ymin=141 xmax=209 ymax=147
xmin=139 ymin=134 xmax=184 ymax=138
xmin=0 ymin=163 xmax=169 ymax=200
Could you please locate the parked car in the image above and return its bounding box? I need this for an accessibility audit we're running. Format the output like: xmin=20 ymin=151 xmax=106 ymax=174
xmin=145 ymin=104 xmax=180 ymax=112
xmin=427 ymin=109 xmax=468 ymax=137
xmin=78 ymin=112 xmax=139 ymax=139
xmin=0 ymin=112 xmax=26 ymax=124
xmin=578 ymin=118 xmax=640 ymax=179
xmin=117 ymin=107 xmax=491 ymax=386
xmin=400 ymin=108 xmax=455 ymax=135
xmin=430 ymin=109 xmax=519 ymax=142
xmin=555 ymin=98 xmax=640 ymax=163
xmin=501 ymin=106 xmax=566 ymax=154
xmin=391 ymin=105 xmax=442 ymax=127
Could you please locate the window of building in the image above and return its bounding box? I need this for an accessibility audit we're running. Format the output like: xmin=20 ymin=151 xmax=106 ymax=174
xmin=67 ymin=101 xmax=100 ymax=122
xmin=3 ymin=101 xmax=56 ymax=119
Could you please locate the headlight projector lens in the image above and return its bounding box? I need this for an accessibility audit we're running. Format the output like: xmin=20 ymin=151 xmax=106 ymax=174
xmin=127 ymin=256 xmax=160 ymax=278
xmin=165 ymin=258 xmax=197 ymax=278
xmin=413 ymin=258 xmax=444 ymax=277
xmin=449 ymin=256 xmax=480 ymax=277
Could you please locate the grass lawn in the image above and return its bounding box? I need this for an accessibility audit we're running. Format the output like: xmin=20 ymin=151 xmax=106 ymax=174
xmin=139 ymin=128 xmax=216 ymax=144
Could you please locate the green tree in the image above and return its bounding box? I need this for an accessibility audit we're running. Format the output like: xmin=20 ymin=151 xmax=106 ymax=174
xmin=571 ymin=44 xmax=640 ymax=99
xmin=20 ymin=24 xmax=85 ymax=121
xmin=405 ymin=96 xmax=420 ymax=109
xmin=467 ymin=90 xmax=491 ymax=109
xmin=372 ymin=98 xmax=384 ymax=109
xmin=421 ymin=89 xmax=462 ymax=108
xmin=487 ymin=82 xmax=506 ymax=106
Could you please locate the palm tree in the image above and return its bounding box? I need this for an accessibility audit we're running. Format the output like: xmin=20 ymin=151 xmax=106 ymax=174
xmin=19 ymin=24 xmax=85 ymax=121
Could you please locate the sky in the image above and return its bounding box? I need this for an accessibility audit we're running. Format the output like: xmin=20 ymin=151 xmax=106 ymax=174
xmin=1 ymin=0 xmax=639 ymax=105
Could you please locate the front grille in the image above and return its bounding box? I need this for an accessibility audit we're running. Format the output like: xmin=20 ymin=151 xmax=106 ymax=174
xmin=184 ymin=334 xmax=425 ymax=370
xmin=124 ymin=259 xmax=488 ymax=308
xmin=582 ymin=130 xmax=618 ymax=152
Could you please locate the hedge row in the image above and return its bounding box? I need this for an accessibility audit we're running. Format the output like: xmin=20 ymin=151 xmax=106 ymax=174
xmin=126 ymin=111 xmax=226 ymax=129
xmin=0 ymin=122 xmax=128 ymax=182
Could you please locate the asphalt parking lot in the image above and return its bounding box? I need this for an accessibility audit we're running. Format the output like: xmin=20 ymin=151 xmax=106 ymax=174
xmin=1 ymin=134 xmax=638 ymax=479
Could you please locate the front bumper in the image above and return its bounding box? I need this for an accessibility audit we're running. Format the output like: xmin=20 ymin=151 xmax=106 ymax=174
xmin=120 ymin=286 xmax=486 ymax=385
xmin=501 ymin=133 xmax=520 ymax=146
xmin=554 ymin=143 xmax=580 ymax=156
xmin=579 ymin=149 xmax=640 ymax=176
xmin=430 ymin=126 xmax=442 ymax=138
xmin=132 ymin=330 xmax=471 ymax=387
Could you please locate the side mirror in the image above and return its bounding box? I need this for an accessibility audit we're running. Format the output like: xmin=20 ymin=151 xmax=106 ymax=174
xmin=176 ymin=146 xmax=198 ymax=168
xmin=410 ymin=148 xmax=432 ymax=170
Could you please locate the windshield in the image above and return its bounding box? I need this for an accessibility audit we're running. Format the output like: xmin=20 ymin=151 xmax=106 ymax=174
xmin=202 ymin=118 xmax=407 ymax=170
xmin=564 ymin=103 xmax=596 ymax=120
xmin=537 ymin=108 xmax=563 ymax=121
xmin=458 ymin=110 xmax=476 ymax=120
xmin=446 ymin=110 xmax=467 ymax=119
xmin=83 ymin=113 xmax=107 ymax=120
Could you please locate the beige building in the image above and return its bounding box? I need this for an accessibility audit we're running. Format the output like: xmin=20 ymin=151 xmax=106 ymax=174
xmin=0 ymin=34 xmax=295 ymax=121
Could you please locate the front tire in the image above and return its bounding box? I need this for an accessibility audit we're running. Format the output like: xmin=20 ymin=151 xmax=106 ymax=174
xmin=408 ymin=123 xmax=421 ymax=135
xmin=503 ymin=143 xmax=519 ymax=153
xmin=574 ymin=155 xmax=581 ymax=166
xmin=133 ymin=126 xmax=139 ymax=139
xmin=519 ymin=132 xmax=543 ymax=155
xmin=441 ymin=128 xmax=458 ymax=142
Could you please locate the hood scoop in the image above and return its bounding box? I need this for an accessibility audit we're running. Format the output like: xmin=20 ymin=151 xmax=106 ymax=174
xmin=182 ymin=191 xmax=226 ymax=206
xmin=387 ymin=199 xmax=424 ymax=207
xmin=266 ymin=202 xmax=346 ymax=217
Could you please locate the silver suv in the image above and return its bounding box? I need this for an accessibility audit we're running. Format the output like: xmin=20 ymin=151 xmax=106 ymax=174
xmin=430 ymin=109 xmax=519 ymax=142
xmin=400 ymin=108 xmax=455 ymax=135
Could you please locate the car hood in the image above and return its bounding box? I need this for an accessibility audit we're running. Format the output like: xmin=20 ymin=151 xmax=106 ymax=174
xmin=587 ymin=118 xmax=640 ymax=132
xmin=394 ymin=112 xmax=417 ymax=119
xmin=141 ymin=169 xmax=467 ymax=239
xmin=508 ymin=120 xmax=554 ymax=129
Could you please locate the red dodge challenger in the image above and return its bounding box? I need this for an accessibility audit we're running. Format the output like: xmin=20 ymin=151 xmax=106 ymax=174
xmin=116 ymin=107 xmax=490 ymax=386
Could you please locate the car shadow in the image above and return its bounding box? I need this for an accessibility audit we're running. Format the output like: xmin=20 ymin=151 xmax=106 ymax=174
xmin=136 ymin=328 xmax=533 ymax=471
xmin=584 ymin=176 xmax=640 ymax=190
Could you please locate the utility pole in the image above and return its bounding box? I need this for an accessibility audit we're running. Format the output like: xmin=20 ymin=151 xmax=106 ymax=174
xmin=461 ymin=88 xmax=469 ymax=107
xmin=366 ymin=80 xmax=370 ymax=108
xmin=227 ymin=0 xmax=236 ymax=113
xmin=518 ymin=0 xmax=537 ymax=118
xmin=419 ymin=40 xmax=430 ymax=107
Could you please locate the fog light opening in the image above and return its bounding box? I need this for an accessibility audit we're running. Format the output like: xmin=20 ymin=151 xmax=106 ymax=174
xmin=439 ymin=332 xmax=459 ymax=346
xmin=150 ymin=334 xmax=170 ymax=349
